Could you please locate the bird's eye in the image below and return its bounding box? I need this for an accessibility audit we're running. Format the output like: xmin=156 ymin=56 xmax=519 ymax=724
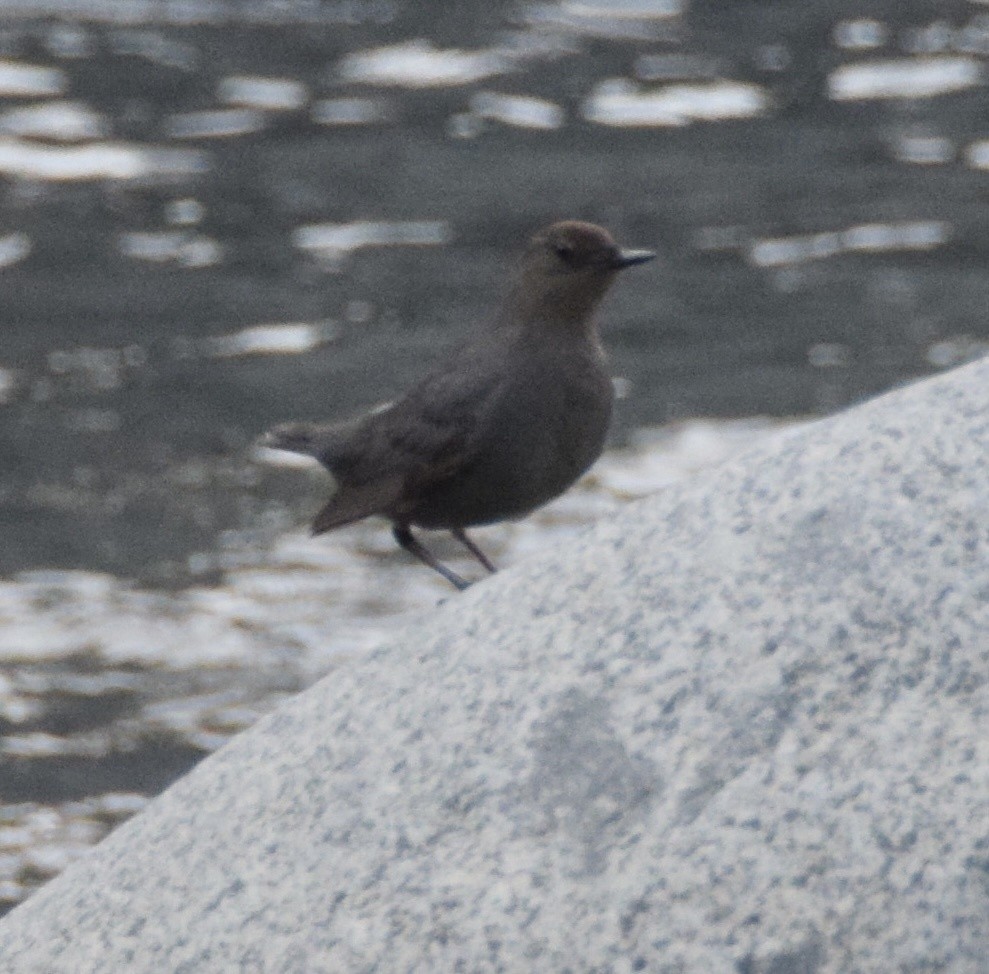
xmin=554 ymin=243 xmax=573 ymax=261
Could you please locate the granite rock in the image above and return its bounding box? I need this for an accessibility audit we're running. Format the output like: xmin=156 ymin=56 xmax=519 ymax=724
xmin=3 ymin=359 xmax=989 ymax=973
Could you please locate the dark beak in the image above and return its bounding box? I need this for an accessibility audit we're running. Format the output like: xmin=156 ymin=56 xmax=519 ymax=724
xmin=612 ymin=248 xmax=656 ymax=269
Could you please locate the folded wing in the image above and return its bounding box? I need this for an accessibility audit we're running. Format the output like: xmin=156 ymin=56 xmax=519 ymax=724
xmin=264 ymin=348 xmax=500 ymax=533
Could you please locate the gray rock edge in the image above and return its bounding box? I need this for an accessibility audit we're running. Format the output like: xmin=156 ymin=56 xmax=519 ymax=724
xmin=3 ymin=358 xmax=989 ymax=973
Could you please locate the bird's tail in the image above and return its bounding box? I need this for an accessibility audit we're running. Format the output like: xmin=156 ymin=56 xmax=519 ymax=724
xmin=260 ymin=422 xmax=323 ymax=458
xmin=259 ymin=414 xmax=402 ymax=534
xmin=259 ymin=419 xmax=359 ymax=475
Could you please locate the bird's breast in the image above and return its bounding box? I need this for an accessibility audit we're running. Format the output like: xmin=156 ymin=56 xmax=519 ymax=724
xmin=408 ymin=343 xmax=614 ymax=529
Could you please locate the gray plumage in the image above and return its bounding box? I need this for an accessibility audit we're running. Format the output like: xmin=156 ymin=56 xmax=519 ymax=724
xmin=263 ymin=220 xmax=654 ymax=589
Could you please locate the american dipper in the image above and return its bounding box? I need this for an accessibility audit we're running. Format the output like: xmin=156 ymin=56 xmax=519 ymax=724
xmin=264 ymin=221 xmax=655 ymax=589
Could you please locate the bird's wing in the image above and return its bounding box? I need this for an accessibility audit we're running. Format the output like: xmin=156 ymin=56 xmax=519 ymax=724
xmin=309 ymin=351 xmax=502 ymax=533
xmin=311 ymin=471 xmax=405 ymax=534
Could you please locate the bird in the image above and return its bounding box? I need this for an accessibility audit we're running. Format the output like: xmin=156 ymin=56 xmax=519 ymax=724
xmin=262 ymin=220 xmax=655 ymax=590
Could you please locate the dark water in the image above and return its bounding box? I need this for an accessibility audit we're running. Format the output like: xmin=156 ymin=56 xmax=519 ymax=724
xmin=1 ymin=0 xmax=987 ymax=584
xmin=1 ymin=0 xmax=989 ymax=914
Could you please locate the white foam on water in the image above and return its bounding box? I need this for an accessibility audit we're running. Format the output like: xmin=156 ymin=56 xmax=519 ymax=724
xmin=748 ymin=233 xmax=843 ymax=268
xmin=843 ymin=220 xmax=949 ymax=252
xmin=118 ymin=230 xmax=190 ymax=261
xmin=0 ymin=140 xmax=206 ymax=182
xmin=164 ymin=198 xmax=204 ymax=226
xmin=469 ymin=91 xmax=565 ymax=130
xmin=0 ymin=59 xmax=65 ymax=97
xmin=207 ymin=322 xmax=338 ymax=358
xmin=0 ymin=101 xmax=106 ymax=141
xmin=0 ymin=234 xmax=30 ymax=269
xmin=891 ymin=133 xmax=954 ymax=165
xmin=338 ymin=40 xmax=510 ymax=88
xmin=218 ymin=75 xmax=308 ymax=111
xmin=964 ymin=140 xmax=989 ymax=170
xmin=564 ymin=0 xmax=682 ymax=16
xmin=44 ymin=23 xmax=91 ymax=59
xmin=524 ymin=0 xmax=682 ymax=39
xmin=748 ymin=220 xmax=950 ymax=267
xmin=0 ymin=138 xmax=149 ymax=180
xmin=0 ymin=0 xmax=397 ymax=25
xmin=0 ymin=794 xmax=149 ymax=907
xmin=118 ymin=230 xmax=222 ymax=266
xmin=833 ymin=19 xmax=888 ymax=51
xmin=293 ymin=220 xmax=451 ymax=262
xmin=178 ymin=236 xmax=223 ymax=267
xmin=583 ymin=78 xmax=769 ymax=126
xmin=130 ymin=146 xmax=211 ymax=180
xmin=828 ymin=56 xmax=984 ymax=100
xmin=3 ymin=732 xmax=109 ymax=759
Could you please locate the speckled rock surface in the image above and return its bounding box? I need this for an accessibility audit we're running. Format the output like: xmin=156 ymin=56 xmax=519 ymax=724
xmin=4 ymin=359 xmax=989 ymax=973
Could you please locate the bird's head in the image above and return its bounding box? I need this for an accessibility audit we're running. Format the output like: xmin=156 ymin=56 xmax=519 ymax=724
xmin=508 ymin=221 xmax=655 ymax=331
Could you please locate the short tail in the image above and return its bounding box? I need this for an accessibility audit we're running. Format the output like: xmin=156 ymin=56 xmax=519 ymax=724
xmin=261 ymin=417 xmax=401 ymax=535
xmin=260 ymin=422 xmax=322 ymax=457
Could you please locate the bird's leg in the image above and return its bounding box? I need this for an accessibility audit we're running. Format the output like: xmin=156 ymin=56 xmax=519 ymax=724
xmin=393 ymin=525 xmax=471 ymax=591
xmin=450 ymin=527 xmax=497 ymax=574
